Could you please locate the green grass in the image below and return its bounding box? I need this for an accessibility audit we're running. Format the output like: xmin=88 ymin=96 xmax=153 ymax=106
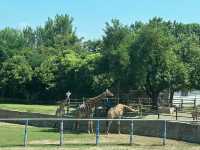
xmin=0 ymin=103 xmax=195 ymax=120
xmin=0 ymin=122 xmax=199 ymax=150
xmin=0 ymin=104 xmax=57 ymax=115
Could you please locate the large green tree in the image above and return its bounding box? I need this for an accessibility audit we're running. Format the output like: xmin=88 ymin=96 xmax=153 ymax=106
xmin=101 ymin=19 xmax=134 ymax=94
xmin=129 ymin=20 xmax=177 ymax=108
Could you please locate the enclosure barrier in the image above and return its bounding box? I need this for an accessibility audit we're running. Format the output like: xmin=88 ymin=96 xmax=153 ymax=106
xmin=0 ymin=118 xmax=198 ymax=147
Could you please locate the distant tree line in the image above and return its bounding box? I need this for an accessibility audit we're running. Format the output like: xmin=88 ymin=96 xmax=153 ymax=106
xmin=1 ymin=14 xmax=200 ymax=107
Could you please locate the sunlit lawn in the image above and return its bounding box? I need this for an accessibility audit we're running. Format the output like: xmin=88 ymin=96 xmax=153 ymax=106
xmin=0 ymin=104 xmax=57 ymax=115
xmin=0 ymin=103 xmax=195 ymax=121
xmin=0 ymin=103 xmax=77 ymax=115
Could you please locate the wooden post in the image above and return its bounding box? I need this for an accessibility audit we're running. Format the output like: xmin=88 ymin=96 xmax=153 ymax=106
xmin=158 ymin=109 xmax=160 ymax=119
xmin=194 ymin=96 xmax=196 ymax=109
xmin=181 ymin=98 xmax=183 ymax=109
xmin=175 ymin=107 xmax=178 ymax=120
xmin=96 ymin=120 xmax=100 ymax=145
xmin=129 ymin=120 xmax=134 ymax=145
xmin=139 ymin=104 xmax=143 ymax=118
xmin=24 ymin=120 xmax=28 ymax=147
xmin=163 ymin=120 xmax=167 ymax=146
xmin=60 ymin=120 xmax=64 ymax=146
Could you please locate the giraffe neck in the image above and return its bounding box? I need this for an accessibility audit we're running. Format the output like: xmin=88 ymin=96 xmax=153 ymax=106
xmin=123 ymin=104 xmax=137 ymax=112
xmin=86 ymin=92 xmax=107 ymax=107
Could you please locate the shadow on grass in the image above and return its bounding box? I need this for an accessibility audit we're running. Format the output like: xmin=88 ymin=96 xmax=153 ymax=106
xmin=34 ymin=128 xmax=91 ymax=135
xmin=0 ymin=144 xmax=24 ymax=148
xmin=0 ymin=143 xmax=94 ymax=148
xmin=0 ymin=142 xmax=166 ymax=148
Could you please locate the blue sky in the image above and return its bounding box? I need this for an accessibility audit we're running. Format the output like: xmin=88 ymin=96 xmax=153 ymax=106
xmin=0 ymin=0 xmax=200 ymax=39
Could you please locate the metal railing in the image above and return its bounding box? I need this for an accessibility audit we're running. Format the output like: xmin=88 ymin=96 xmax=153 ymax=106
xmin=1 ymin=118 xmax=197 ymax=147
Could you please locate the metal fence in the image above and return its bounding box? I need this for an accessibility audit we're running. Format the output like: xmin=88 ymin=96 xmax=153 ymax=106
xmin=1 ymin=118 xmax=197 ymax=147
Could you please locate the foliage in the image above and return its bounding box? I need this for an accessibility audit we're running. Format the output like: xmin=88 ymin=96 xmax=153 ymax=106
xmin=129 ymin=20 xmax=182 ymax=107
xmin=0 ymin=55 xmax=33 ymax=99
xmin=1 ymin=15 xmax=200 ymax=105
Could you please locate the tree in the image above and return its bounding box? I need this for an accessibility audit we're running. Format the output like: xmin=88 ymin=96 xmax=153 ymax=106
xmin=165 ymin=50 xmax=189 ymax=106
xmin=0 ymin=28 xmax=25 ymax=56
xmin=176 ymin=36 xmax=200 ymax=90
xmin=0 ymin=55 xmax=33 ymax=100
xmin=101 ymin=19 xmax=134 ymax=94
xmin=35 ymin=14 xmax=79 ymax=49
xmin=83 ymin=39 xmax=103 ymax=52
xmin=129 ymin=21 xmax=176 ymax=108
xmin=22 ymin=26 xmax=36 ymax=48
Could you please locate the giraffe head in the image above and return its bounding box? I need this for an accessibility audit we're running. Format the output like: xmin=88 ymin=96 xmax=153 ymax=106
xmin=105 ymin=89 xmax=114 ymax=97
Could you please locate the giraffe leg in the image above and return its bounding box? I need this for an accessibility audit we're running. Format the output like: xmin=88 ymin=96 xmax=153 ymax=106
xmin=73 ymin=121 xmax=77 ymax=130
xmin=91 ymin=120 xmax=94 ymax=133
xmin=118 ymin=120 xmax=121 ymax=134
xmin=74 ymin=120 xmax=80 ymax=131
xmin=106 ymin=121 xmax=112 ymax=134
xmin=106 ymin=121 xmax=108 ymax=134
xmin=76 ymin=121 xmax=78 ymax=130
xmin=53 ymin=121 xmax=58 ymax=129
xmin=118 ymin=117 xmax=121 ymax=134
xmin=88 ymin=120 xmax=91 ymax=134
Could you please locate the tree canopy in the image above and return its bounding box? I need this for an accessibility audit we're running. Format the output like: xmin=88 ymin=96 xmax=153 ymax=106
xmin=1 ymin=15 xmax=200 ymax=106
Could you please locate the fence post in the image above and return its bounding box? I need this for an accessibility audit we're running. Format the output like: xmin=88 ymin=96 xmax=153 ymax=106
xmin=24 ymin=120 xmax=28 ymax=147
xmin=181 ymin=99 xmax=183 ymax=109
xmin=163 ymin=120 xmax=167 ymax=146
xmin=194 ymin=96 xmax=196 ymax=108
xmin=157 ymin=109 xmax=160 ymax=119
xmin=139 ymin=104 xmax=143 ymax=118
xmin=96 ymin=120 xmax=100 ymax=145
xmin=60 ymin=119 xmax=64 ymax=146
xmin=175 ymin=107 xmax=178 ymax=120
xmin=129 ymin=120 xmax=134 ymax=145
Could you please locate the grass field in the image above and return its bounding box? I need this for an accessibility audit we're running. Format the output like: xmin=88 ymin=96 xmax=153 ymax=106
xmin=0 ymin=122 xmax=199 ymax=150
xmin=0 ymin=103 xmax=195 ymax=121
xmin=0 ymin=104 xmax=57 ymax=115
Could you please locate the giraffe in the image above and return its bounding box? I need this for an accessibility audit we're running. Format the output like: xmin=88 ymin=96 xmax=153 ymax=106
xmin=53 ymin=100 xmax=68 ymax=128
xmin=74 ymin=89 xmax=114 ymax=133
xmin=55 ymin=91 xmax=71 ymax=117
xmin=106 ymin=104 xmax=139 ymax=134
xmin=192 ymin=107 xmax=200 ymax=120
xmin=55 ymin=100 xmax=67 ymax=117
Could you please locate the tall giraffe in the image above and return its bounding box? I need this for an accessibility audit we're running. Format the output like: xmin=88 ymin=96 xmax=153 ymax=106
xmin=106 ymin=104 xmax=139 ymax=134
xmin=74 ymin=89 xmax=114 ymax=133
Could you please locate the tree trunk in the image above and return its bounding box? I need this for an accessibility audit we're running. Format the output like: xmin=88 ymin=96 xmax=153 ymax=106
xmin=151 ymin=92 xmax=159 ymax=110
